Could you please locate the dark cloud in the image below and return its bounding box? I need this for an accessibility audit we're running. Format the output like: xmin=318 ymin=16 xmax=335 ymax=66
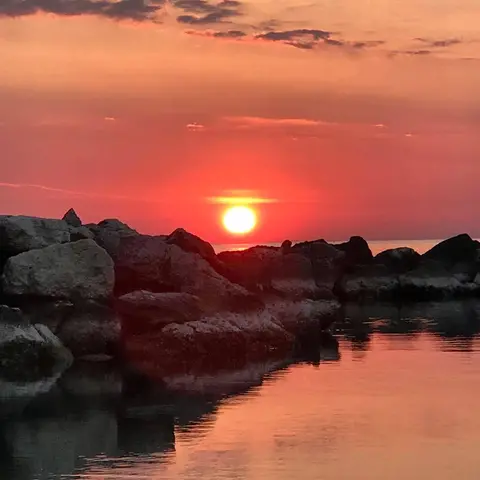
xmin=389 ymin=49 xmax=432 ymax=57
xmin=415 ymin=38 xmax=462 ymax=48
xmin=186 ymin=28 xmax=246 ymax=38
xmin=0 ymin=0 xmax=166 ymax=21
xmin=256 ymin=29 xmax=331 ymax=42
xmin=255 ymin=29 xmax=384 ymax=51
xmin=174 ymin=0 xmax=242 ymax=25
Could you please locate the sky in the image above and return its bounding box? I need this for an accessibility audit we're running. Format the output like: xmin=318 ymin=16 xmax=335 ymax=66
xmin=1 ymin=0 xmax=479 ymax=243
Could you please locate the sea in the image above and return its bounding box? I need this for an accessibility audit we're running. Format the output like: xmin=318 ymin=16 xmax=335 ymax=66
xmin=2 ymin=239 xmax=480 ymax=480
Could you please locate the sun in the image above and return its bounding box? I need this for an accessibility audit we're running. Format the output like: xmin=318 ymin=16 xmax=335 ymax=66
xmin=222 ymin=206 xmax=257 ymax=235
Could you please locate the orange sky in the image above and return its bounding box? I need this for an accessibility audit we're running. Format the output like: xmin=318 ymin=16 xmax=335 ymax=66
xmin=1 ymin=1 xmax=479 ymax=243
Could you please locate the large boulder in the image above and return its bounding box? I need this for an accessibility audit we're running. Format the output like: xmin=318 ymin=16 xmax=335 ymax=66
xmin=0 ymin=305 xmax=73 ymax=381
xmin=423 ymin=234 xmax=479 ymax=266
xmin=88 ymin=218 xmax=139 ymax=258
xmin=2 ymin=239 xmax=114 ymax=301
xmin=62 ymin=208 xmax=82 ymax=228
xmin=218 ymin=245 xmax=336 ymax=299
xmin=333 ymin=236 xmax=373 ymax=267
xmin=292 ymin=241 xmax=346 ymax=295
xmin=112 ymin=235 xmax=261 ymax=311
xmin=117 ymin=290 xmax=203 ymax=334
xmin=0 ymin=215 xmax=70 ymax=256
xmin=375 ymin=247 xmax=421 ymax=273
xmin=166 ymin=228 xmax=216 ymax=264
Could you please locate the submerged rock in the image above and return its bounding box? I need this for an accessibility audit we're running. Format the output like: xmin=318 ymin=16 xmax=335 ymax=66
xmin=0 ymin=215 xmax=70 ymax=256
xmin=2 ymin=239 xmax=114 ymax=301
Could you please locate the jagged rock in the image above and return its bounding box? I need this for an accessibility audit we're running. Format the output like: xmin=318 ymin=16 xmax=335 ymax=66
xmin=2 ymin=239 xmax=114 ymax=301
xmin=62 ymin=208 xmax=82 ymax=228
xmin=281 ymin=240 xmax=292 ymax=254
xmin=113 ymin=235 xmax=261 ymax=311
xmin=55 ymin=303 xmax=121 ymax=359
xmin=117 ymin=290 xmax=203 ymax=334
xmin=0 ymin=305 xmax=73 ymax=381
xmin=333 ymin=236 xmax=373 ymax=267
xmin=423 ymin=234 xmax=480 ymax=266
xmin=0 ymin=215 xmax=70 ymax=256
xmin=375 ymin=247 xmax=421 ymax=273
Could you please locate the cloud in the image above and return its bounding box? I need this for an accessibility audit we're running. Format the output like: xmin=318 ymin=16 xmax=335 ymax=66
xmin=0 ymin=0 xmax=166 ymax=21
xmin=186 ymin=122 xmax=205 ymax=131
xmin=415 ymin=38 xmax=462 ymax=48
xmin=390 ymin=49 xmax=432 ymax=57
xmin=224 ymin=116 xmax=337 ymax=128
xmin=173 ymin=0 xmax=242 ymax=25
xmin=186 ymin=28 xmax=246 ymax=39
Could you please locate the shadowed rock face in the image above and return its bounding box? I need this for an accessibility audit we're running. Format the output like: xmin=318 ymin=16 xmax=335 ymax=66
xmin=423 ymin=234 xmax=479 ymax=266
xmin=333 ymin=236 xmax=373 ymax=268
xmin=0 ymin=305 xmax=73 ymax=382
xmin=375 ymin=247 xmax=421 ymax=273
xmin=112 ymin=234 xmax=262 ymax=312
xmin=2 ymin=240 xmax=114 ymax=301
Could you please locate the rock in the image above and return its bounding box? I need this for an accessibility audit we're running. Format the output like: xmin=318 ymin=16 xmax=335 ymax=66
xmin=333 ymin=236 xmax=373 ymax=267
xmin=281 ymin=240 xmax=292 ymax=254
xmin=293 ymin=241 xmax=346 ymax=295
xmin=423 ymin=234 xmax=480 ymax=266
xmin=166 ymin=228 xmax=216 ymax=263
xmin=2 ymin=239 xmax=114 ymax=301
xmin=375 ymin=247 xmax=421 ymax=273
xmin=113 ymin=235 xmax=261 ymax=311
xmin=0 ymin=215 xmax=70 ymax=256
xmin=55 ymin=303 xmax=121 ymax=359
xmin=0 ymin=305 xmax=73 ymax=381
xmin=62 ymin=208 xmax=82 ymax=227
xmin=334 ymin=264 xmax=399 ymax=301
xmin=89 ymin=218 xmax=139 ymax=259
xmin=117 ymin=290 xmax=203 ymax=334
xmin=69 ymin=225 xmax=95 ymax=241
xmin=399 ymin=260 xmax=479 ymax=299
xmin=218 ymin=246 xmax=334 ymax=299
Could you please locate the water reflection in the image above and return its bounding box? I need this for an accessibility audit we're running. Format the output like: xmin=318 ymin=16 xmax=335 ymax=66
xmin=2 ymin=301 xmax=480 ymax=479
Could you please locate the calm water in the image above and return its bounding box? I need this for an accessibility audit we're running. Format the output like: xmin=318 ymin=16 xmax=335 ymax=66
xmin=3 ymin=302 xmax=480 ymax=479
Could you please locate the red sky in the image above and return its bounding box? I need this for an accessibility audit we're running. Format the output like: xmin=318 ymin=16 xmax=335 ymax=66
xmin=1 ymin=1 xmax=479 ymax=244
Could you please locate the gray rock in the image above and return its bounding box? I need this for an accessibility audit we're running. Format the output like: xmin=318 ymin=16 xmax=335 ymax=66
xmin=117 ymin=290 xmax=203 ymax=333
xmin=0 ymin=305 xmax=73 ymax=381
xmin=423 ymin=234 xmax=479 ymax=266
xmin=89 ymin=218 xmax=139 ymax=259
xmin=62 ymin=208 xmax=82 ymax=227
xmin=56 ymin=304 xmax=120 ymax=359
xmin=2 ymin=239 xmax=114 ymax=300
xmin=69 ymin=225 xmax=95 ymax=241
xmin=0 ymin=215 xmax=70 ymax=255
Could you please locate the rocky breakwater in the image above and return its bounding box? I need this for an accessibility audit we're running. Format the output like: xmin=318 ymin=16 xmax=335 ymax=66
xmin=335 ymin=234 xmax=480 ymax=301
xmin=0 ymin=211 xmax=340 ymax=384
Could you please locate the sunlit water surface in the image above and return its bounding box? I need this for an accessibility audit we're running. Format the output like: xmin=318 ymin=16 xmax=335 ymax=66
xmin=3 ymin=304 xmax=480 ymax=480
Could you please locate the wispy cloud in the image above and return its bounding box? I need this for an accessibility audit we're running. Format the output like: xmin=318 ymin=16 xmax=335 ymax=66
xmin=224 ymin=116 xmax=337 ymax=128
xmin=208 ymin=189 xmax=278 ymax=204
xmin=415 ymin=38 xmax=462 ymax=48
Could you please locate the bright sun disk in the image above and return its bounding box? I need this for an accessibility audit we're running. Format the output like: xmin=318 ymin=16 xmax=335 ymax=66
xmin=222 ymin=206 xmax=257 ymax=235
